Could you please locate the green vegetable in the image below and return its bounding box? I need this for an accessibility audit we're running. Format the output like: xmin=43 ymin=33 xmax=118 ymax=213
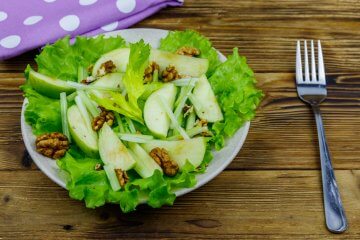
xmin=21 ymin=84 xmax=62 ymax=135
xmin=36 ymin=35 xmax=126 ymax=81
xmin=159 ymin=30 xmax=221 ymax=76
xmin=91 ymin=40 xmax=150 ymax=123
xmin=209 ymin=48 xmax=263 ymax=149
xmin=60 ymin=92 xmax=71 ymax=141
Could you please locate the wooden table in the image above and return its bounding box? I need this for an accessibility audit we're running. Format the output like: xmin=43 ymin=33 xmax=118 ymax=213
xmin=1 ymin=1 xmax=359 ymax=239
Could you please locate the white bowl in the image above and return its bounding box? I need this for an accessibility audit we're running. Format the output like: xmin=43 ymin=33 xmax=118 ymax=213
xmin=21 ymin=28 xmax=250 ymax=198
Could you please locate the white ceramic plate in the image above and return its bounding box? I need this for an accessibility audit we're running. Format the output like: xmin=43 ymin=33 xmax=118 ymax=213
xmin=21 ymin=28 xmax=250 ymax=198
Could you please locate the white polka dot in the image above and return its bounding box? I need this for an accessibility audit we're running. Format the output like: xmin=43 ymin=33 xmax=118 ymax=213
xmin=43 ymin=0 xmax=56 ymax=2
xmin=79 ymin=0 xmax=97 ymax=5
xmin=23 ymin=16 xmax=43 ymax=26
xmin=101 ymin=21 xmax=118 ymax=31
xmin=0 ymin=35 xmax=21 ymax=49
xmin=59 ymin=15 xmax=80 ymax=32
xmin=0 ymin=11 xmax=7 ymax=22
xmin=116 ymin=0 xmax=136 ymax=13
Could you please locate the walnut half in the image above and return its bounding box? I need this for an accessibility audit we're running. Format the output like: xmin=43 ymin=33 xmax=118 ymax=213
xmin=149 ymin=147 xmax=179 ymax=177
xmin=92 ymin=107 xmax=115 ymax=131
xmin=144 ymin=61 xmax=160 ymax=83
xmin=36 ymin=132 xmax=69 ymax=159
xmin=162 ymin=65 xmax=181 ymax=82
xmin=176 ymin=46 xmax=200 ymax=57
xmin=97 ymin=60 xmax=116 ymax=76
xmin=115 ymin=169 xmax=129 ymax=188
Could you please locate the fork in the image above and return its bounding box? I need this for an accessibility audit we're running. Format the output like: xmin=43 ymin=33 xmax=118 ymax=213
xmin=296 ymin=40 xmax=347 ymax=233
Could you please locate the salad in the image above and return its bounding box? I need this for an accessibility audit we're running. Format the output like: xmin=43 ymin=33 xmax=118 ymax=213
xmin=21 ymin=30 xmax=263 ymax=212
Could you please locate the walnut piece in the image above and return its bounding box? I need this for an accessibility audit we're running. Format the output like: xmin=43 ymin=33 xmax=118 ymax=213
xmin=195 ymin=118 xmax=208 ymax=127
xmin=36 ymin=132 xmax=69 ymax=159
xmin=144 ymin=61 xmax=160 ymax=83
xmin=94 ymin=163 xmax=102 ymax=171
xmin=162 ymin=65 xmax=181 ymax=82
xmin=115 ymin=169 xmax=129 ymax=188
xmin=176 ymin=46 xmax=200 ymax=57
xmin=97 ymin=60 xmax=116 ymax=76
xmin=183 ymin=104 xmax=194 ymax=117
xmin=81 ymin=76 xmax=96 ymax=85
xmin=92 ymin=107 xmax=115 ymax=131
xmin=149 ymin=147 xmax=179 ymax=177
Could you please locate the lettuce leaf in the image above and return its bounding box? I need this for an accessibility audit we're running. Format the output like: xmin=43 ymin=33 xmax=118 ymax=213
xmin=20 ymin=84 xmax=62 ymax=135
xmin=58 ymin=147 xmax=197 ymax=213
xmin=91 ymin=40 xmax=150 ymax=123
xmin=209 ymin=48 xmax=263 ymax=149
xmin=36 ymin=35 xmax=126 ymax=81
xmin=159 ymin=30 xmax=221 ymax=76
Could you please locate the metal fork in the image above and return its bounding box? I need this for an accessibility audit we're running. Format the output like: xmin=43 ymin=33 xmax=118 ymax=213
xmin=296 ymin=40 xmax=347 ymax=233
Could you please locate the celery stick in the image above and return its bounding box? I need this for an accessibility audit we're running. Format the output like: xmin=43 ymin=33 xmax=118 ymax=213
xmin=77 ymin=90 xmax=100 ymax=118
xmin=186 ymin=111 xmax=196 ymax=130
xmin=103 ymin=165 xmax=121 ymax=191
xmin=66 ymin=91 xmax=77 ymax=102
xmin=118 ymin=133 xmax=154 ymax=143
xmin=114 ymin=112 xmax=125 ymax=134
xmin=74 ymin=96 xmax=93 ymax=130
xmin=125 ymin=117 xmax=136 ymax=134
xmin=60 ymin=92 xmax=71 ymax=142
xmin=77 ymin=66 xmax=88 ymax=83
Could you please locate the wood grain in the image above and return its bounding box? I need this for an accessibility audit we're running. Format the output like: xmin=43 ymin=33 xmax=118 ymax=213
xmin=1 ymin=0 xmax=360 ymax=238
xmin=1 ymin=170 xmax=359 ymax=239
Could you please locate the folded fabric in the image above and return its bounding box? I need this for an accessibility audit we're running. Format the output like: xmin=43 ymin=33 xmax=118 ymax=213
xmin=0 ymin=0 xmax=183 ymax=60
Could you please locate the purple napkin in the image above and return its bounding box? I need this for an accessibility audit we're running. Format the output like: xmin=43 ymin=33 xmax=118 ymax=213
xmin=0 ymin=0 xmax=183 ymax=60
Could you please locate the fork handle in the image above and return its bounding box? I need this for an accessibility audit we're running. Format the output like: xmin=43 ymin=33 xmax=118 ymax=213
xmin=312 ymin=105 xmax=347 ymax=233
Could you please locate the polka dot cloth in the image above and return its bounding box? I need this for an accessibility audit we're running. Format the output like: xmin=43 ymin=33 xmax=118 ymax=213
xmin=0 ymin=0 xmax=183 ymax=60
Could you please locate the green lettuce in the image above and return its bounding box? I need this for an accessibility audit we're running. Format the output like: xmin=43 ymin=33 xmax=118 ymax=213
xmin=20 ymin=84 xmax=62 ymax=135
xmin=58 ymin=148 xmax=197 ymax=212
xmin=91 ymin=40 xmax=150 ymax=123
xmin=36 ymin=35 xmax=126 ymax=81
xmin=159 ymin=30 xmax=221 ymax=76
xmin=209 ymin=48 xmax=263 ymax=149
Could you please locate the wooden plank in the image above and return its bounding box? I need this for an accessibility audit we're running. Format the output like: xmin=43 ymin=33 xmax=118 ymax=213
xmin=0 ymin=170 xmax=359 ymax=239
xmin=0 ymin=73 xmax=358 ymax=171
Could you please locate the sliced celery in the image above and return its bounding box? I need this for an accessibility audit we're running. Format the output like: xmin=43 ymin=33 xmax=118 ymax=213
xmin=77 ymin=90 xmax=100 ymax=118
xmin=118 ymin=133 xmax=154 ymax=143
xmin=103 ymin=165 xmax=121 ymax=191
xmin=186 ymin=111 xmax=196 ymax=130
xmin=74 ymin=96 xmax=93 ymax=130
xmin=77 ymin=66 xmax=88 ymax=83
xmin=60 ymin=92 xmax=71 ymax=142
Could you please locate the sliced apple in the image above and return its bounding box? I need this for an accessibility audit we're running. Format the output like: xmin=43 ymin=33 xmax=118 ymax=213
xmin=128 ymin=143 xmax=162 ymax=178
xmin=90 ymin=72 xmax=124 ymax=99
xmin=92 ymin=48 xmax=208 ymax=78
xmin=27 ymin=67 xmax=75 ymax=98
xmin=191 ymin=75 xmax=223 ymax=122
xmin=67 ymin=105 xmax=98 ymax=157
xmin=98 ymin=123 xmax=136 ymax=171
xmin=143 ymin=84 xmax=177 ymax=138
xmin=142 ymin=137 xmax=206 ymax=169
xmin=92 ymin=48 xmax=130 ymax=77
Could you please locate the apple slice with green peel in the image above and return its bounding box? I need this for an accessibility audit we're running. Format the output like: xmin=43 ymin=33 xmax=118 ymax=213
xmin=92 ymin=48 xmax=130 ymax=77
xmin=150 ymin=49 xmax=208 ymax=77
xmin=92 ymin=48 xmax=208 ymax=78
xmin=128 ymin=142 xmax=162 ymax=178
xmin=67 ymin=105 xmax=98 ymax=157
xmin=144 ymin=84 xmax=177 ymax=138
xmin=99 ymin=123 xmax=136 ymax=171
xmin=191 ymin=75 xmax=223 ymax=122
xmin=90 ymin=72 xmax=124 ymax=99
xmin=27 ymin=66 xmax=75 ymax=98
xmin=142 ymin=137 xmax=206 ymax=169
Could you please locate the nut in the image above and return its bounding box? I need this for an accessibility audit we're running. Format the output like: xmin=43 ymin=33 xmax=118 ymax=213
xmin=162 ymin=65 xmax=181 ymax=82
xmin=195 ymin=118 xmax=208 ymax=127
xmin=94 ymin=163 xmax=102 ymax=171
xmin=183 ymin=104 xmax=194 ymax=117
xmin=115 ymin=169 xmax=129 ymax=188
xmin=149 ymin=147 xmax=179 ymax=177
xmin=144 ymin=61 xmax=160 ymax=84
xmin=92 ymin=107 xmax=115 ymax=131
xmin=176 ymin=46 xmax=200 ymax=57
xmin=35 ymin=132 xmax=69 ymax=159
xmin=97 ymin=60 xmax=116 ymax=76
xmin=81 ymin=76 xmax=96 ymax=85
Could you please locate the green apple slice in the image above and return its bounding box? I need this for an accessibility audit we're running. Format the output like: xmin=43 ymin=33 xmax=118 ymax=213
xmin=90 ymin=72 xmax=124 ymax=99
xmin=92 ymin=48 xmax=130 ymax=77
xmin=142 ymin=137 xmax=206 ymax=169
xmin=92 ymin=48 xmax=208 ymax=78
xmin=191 ymin=75 xmax=223 ymax=122
xmin=143 ymin=84 xmax=177 ymax=138
xmin=27 ymin=67 xmax=75 ymax=98
xmin=67 ymin=105 xmax=98 ymax=157
xmin=98 ymin=123 xmax=136 ymax=171
xmin=128 ymin=143 xmax=162 ymax=178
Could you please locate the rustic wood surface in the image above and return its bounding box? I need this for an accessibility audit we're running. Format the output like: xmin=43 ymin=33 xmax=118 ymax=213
xmin=0 ymin=0 xmax=359 ymax=239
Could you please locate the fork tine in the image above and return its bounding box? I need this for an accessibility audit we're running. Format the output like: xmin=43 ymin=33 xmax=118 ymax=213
xmin=304 ymin=40 xmax=310 ymax=82
xmin=311 ymin=40 xmax=317 ymax=81
xmin=318 ymin=40 xmax=326 ymax=84
xmin=296 ymin=40 xmax=303 ymax=84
